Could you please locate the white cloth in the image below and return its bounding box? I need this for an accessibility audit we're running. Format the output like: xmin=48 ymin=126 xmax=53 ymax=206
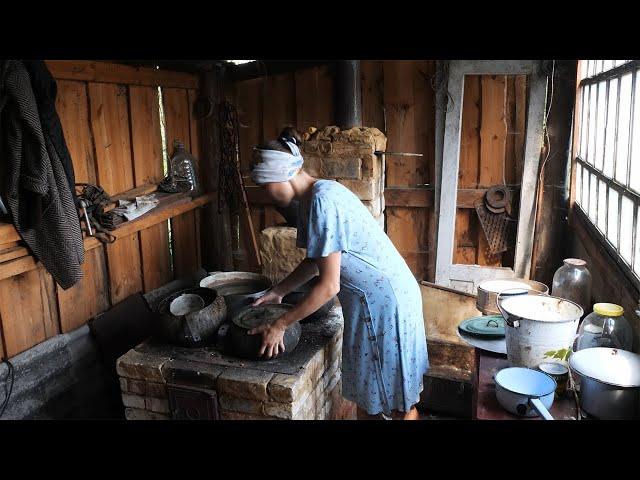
xmin=113 ymin=195 xmax=159 ymax=221
xmin=250 ymin=140 xmax=304 ymax=184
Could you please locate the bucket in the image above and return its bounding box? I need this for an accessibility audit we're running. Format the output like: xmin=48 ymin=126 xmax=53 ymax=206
xmin=497 ymin=290 xmax=583 ymax=369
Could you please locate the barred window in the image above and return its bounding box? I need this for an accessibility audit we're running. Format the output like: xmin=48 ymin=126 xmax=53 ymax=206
xmin=574 ymin=60 xmax=640 ymax=285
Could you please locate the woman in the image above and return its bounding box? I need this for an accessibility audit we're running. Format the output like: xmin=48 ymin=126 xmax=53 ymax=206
xmin=248 ymin=127 xmax=429 ymax=420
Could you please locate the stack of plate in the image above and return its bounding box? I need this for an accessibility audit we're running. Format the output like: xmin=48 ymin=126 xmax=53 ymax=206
xmin=458 ymin=315 xmax=505 ymax=338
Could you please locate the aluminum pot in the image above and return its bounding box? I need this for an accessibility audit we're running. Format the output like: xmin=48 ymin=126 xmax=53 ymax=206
xmin=282 ymin=277 xmax=335 ymax=323
xmin=494 ymin=367 xmax=556 ymax=420
xmin=477 ymin=279 xmax=548 ymax=315
xmin=569 ymin=347 xmax=640 ymax=420
xmin=226 ymin=303 xmax=302 ymax=360
xmin=200 ymin=271 xmax=272 ymax=320
xmin=497 ymin=289 xmax=582 ymax=368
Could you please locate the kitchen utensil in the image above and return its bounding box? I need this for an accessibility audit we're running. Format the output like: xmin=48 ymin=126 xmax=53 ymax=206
xmin=282 ymin=277 xmax=336 ymax=323
xmin=200 ymin=271 xmax=272 ymax=319
xmin=538 ymin=362 xmax=569 ymax=397
xmin=477 ymin=279 xmax=549 ymax=315
xmin=494 ymin=367 xmax=556 ymax=420
xmin=457 ymin=329 xmax=507 ymax=355
xmin=569 ymin=347 xmax=640 ymax=420
xmin=226 ymin=304 xmax=301 ymax=360
xmin=156 ymin=287 xmax=227 ymax=347
xmin=458 ymin=315 xmax=505 ymax=338
xmin=497 ymin=289 xmax=583 ymax=368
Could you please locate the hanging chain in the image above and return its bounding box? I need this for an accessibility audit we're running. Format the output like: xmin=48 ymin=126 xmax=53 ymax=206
xmin=218 ymin=101 xmax=244 ymax=215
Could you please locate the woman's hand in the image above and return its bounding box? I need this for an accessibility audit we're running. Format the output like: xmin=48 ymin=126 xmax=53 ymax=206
xmin=251 ymin=288 xmax=284 ymax=307
xmin=248 ymin=318 xmax=287 ymax=359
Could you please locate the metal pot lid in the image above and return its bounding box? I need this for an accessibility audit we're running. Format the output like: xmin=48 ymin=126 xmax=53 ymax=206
xmin=569 ymin=348 xmax=640 ymax=388
xmin=458 ymin=315 xmax=505 ymax=337
xmin=232 ymin=304 xmax=293 ymax=330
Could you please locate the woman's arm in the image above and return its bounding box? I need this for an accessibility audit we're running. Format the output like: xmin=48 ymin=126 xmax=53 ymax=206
xmin=252 ymin=257 xmax=318 ymax=306
xmin=249 ymin=252 xmax=341 ymax=359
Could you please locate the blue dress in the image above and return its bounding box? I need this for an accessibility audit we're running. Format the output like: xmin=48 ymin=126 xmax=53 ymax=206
xmin=296 ymin=180 xmax=429 ymax=415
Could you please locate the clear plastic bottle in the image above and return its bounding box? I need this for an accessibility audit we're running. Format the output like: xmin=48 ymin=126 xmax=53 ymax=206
xmin=169 ymin=140 xmax=200 ymax=196
xmin=574 ymin=303 xmax=633 ymax=352
xmin=551 ymin=258 xmax=592 ymax=317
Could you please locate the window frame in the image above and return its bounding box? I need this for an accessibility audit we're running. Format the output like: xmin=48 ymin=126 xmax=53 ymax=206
xmin=569 ymin=59 xmax=640 ymax=292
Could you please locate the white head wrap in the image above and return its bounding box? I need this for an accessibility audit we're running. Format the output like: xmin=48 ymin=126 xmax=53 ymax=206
xmin=250 ymin=139 xmax=304 ymax=184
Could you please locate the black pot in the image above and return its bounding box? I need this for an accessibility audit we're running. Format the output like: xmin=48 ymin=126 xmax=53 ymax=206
xmin=200 ymin=272 xmax=272 ymax=320
xmin=282 ymin=278 xmax=335 ymax=323
xmin=226 ymin=304 xmax=301 ymax=360
xmin=156 ymin=287 xmax=226 ymax=347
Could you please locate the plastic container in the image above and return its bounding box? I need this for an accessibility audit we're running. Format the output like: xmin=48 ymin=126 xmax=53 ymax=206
xmin=551 ymin=258 xmax=592 ymax=318
xmin=574 ymin=303 xmax=633 ymax=352
xmin=169 ymin=140 xmax=200 ymax=195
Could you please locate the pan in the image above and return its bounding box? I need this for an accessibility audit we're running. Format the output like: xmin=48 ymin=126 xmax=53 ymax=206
xmin=494 ymin=367 xmax=556 ymax=420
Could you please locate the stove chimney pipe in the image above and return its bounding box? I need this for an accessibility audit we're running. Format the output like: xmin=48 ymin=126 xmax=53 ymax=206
xmin=335 ymin=60 xmax=362 ymax=129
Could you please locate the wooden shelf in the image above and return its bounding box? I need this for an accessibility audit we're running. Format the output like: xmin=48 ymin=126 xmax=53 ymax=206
xmin=0 ymin=192 xmax=214 ymax=281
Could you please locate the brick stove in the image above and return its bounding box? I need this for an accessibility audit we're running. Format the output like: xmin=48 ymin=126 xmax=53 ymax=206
xmin=116 ymin=305 xmax=356 ymax=420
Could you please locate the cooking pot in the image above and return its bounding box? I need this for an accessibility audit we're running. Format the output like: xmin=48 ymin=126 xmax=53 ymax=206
xmin=225 ymin=303 xmax=301 ymax=360
xmin=568 ymin=347 xmax=640 ymax=420
xmin=497 ymin=289 xmax=583 ymax=368
xmin=494 ymin=367 xmax=556 ymax=420
xmin=156 ymin=287 xmax=227 ymax=347
xmin=477 ymin=279 xmax=548 ymax=315
xmin=200 ymin=271 xmax=272 ymax=320
xmin=282 ymin=277 xmax=335 ymax=323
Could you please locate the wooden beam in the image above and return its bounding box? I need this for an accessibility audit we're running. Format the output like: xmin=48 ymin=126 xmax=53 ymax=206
xmin=45 ymin=60 xmax=199 ymax=89
xmin=230 ymin=61 xmax=332 ymax=83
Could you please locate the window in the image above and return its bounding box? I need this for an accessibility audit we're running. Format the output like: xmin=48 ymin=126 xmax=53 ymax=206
xmin=574 ymin=59 xmax=640 ymax=285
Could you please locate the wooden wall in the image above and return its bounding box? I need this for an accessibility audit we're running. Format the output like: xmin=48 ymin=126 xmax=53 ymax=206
xmin=230 ymin=62 xmax=528 ymax=282
xmin=0 ymin=61 xmax=204 ymax=358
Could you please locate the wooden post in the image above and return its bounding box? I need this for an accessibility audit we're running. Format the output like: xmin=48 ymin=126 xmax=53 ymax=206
xmin=199 ymin=66 xmax=234 ymax=271
xmin=531 ymin=61 xmax=578 ymax=286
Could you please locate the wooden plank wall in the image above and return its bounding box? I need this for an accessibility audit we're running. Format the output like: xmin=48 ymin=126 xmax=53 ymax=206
xmin=230 ymin=62 xmax=527 ymax=281
xmin=0 ymin=61 xmax=203 ymax=358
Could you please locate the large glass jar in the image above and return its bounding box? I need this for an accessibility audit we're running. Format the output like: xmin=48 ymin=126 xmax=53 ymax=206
xmin=169 ymin=140 xmax=200 ymax=196
xmin=551 ymin=258 xmax=592 ymax=317
xmin=574 ymin=303 xmax=634 ymax=352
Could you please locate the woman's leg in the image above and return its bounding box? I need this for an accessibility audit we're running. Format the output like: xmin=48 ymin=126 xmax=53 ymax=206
xmin=356 ymin=406 xmax=383 ymax=420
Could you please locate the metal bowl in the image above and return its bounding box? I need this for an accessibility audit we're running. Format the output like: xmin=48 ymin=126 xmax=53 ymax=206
xmin=200 ymin=271 xmax=273 ymax=320
xmin=226 ymin=303 xmax=301 ymax=360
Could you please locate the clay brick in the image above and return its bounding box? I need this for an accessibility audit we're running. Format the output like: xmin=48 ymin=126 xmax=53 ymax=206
xmin=338 ymin=178 xmax=378 ymax=201
xmin=145 ymin=397 xmax=170 ymax=414
xmin=127 ymin=379 xmax=148 ymax=395
xmin=125 ymin=408 xmax=170 ymax=421
xmin=362 ymin=197 xmax=382 ymax=217
xmin=220 ymin=410 xmax=277 ymax=420
xmin=268 ymin=373 xmax=312 ymax=403
xmin=218 ymin=395 xmax=265 ymax=415
xmin=161 ymin=359 xmax=226 ymax=390
xmin=360 ymin=153 xmax=382 ymax=179
xmin=121 ymin=393 xmax=146 ymax=409
xmin=301 ymin=154 xmax=322 ymax=177
xmin=216 ymin=368 xmax=275 ymax=401
xmin=116 ymin=349 xmax=169 ymax=383
xmin=322 ymin=157 xmax=361 ymax=179
xmin=260 ymin=227 xmax=307 ymax=284
xmin=119 ymin=378 xmax=128 ymax=392
xmin=146 ymin=382 xmax=168 ymax=399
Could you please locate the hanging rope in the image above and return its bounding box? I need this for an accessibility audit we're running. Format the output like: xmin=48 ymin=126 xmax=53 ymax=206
xmin=218 ymin=101 xmax=244 ymax=215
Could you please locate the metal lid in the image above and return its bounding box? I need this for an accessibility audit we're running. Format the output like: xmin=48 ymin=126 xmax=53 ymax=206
xmin=232 ymin=304 xmax=293 ymax=330
xmin=569 ymin=347 xmax=640 ymax=387
xmin=593 ymin=303 xmax=624 ymax=317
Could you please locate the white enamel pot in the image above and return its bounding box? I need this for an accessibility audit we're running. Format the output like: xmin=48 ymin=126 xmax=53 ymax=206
xmin=494 ymin=367 xmax=556 ymax=420
xmin=497 ymin=289 xmax=583 ymax=369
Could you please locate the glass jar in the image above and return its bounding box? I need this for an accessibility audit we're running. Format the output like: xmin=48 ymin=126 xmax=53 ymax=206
xmin=169 ymin=140 xmax=200 ymax=196
xmin=574 ymin=303 xmax=633 ymax=352
xmin=551 ymin=258 xmax=592 ymax=317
